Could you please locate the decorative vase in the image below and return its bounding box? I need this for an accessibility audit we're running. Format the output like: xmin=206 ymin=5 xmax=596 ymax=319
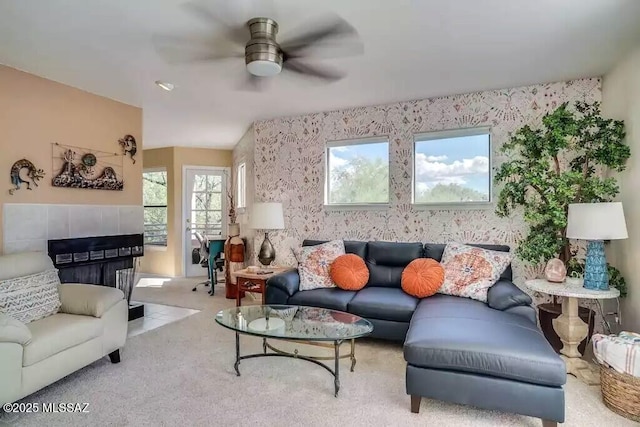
xmin=225 ymin=223 xmax=246 ymax=299
xmin=544 ymin=258 xmax=567 ymax=283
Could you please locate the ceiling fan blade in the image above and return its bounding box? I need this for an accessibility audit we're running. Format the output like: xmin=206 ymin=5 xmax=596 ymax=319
xmin=181 ymin=0 xmax=248 ymax=47
xmin=282 ymin=40 xmax=364 ymax=61
xmin=152 ymin=34 xmax=243 ymax=64
xmin=282 ymin=60 xmax=345 ymax=82
xmin=279 ymin=13 xmax=359 ymax=53
xmin=237 ymin=73 xmax=270 ymax=92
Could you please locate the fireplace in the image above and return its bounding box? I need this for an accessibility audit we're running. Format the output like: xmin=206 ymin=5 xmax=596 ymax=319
xmin=48 ymin=233 xmax=145 ymax=320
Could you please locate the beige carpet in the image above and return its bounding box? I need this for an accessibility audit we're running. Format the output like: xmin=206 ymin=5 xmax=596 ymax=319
xmin=1 ymin=278 xmax=635 ymax=427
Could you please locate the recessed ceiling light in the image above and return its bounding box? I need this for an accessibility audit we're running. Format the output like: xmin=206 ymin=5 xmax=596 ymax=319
xmin=155 ymin=80 xmax=175 ymax=91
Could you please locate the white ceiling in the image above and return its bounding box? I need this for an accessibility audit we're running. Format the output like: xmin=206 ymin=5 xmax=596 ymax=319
xmin=1 ymin=0 xmax=640 ymax=149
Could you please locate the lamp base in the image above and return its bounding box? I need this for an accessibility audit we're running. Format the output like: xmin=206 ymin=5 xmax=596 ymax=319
xmin=258 ymin=232 xmax=275 ymax=266
xmin=584 ymin=240 xmax=609 ymax=290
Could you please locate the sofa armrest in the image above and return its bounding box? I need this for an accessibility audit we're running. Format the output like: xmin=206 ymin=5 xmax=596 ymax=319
xmin=58 ymin=283 xmax=125 ymax=318
xmin=266 ymin=269 xmax=300 ymax=297
xmin=487 ymin=279 xmax=532 ymax=311
xmin=0 ymin=313 xmax=32 ymax=345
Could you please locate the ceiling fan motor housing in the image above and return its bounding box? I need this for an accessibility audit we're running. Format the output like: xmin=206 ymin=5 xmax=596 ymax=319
xmin=245 ymin=17 xmax=283 ymax=76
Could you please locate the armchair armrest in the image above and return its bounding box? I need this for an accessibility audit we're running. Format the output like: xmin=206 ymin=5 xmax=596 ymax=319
xmin=0 ymin=313 xmax=32 ymax=345
xmin=58 ymin=284 xmax=125 ymax=318
xmin=266 ymin=270 xmax=300 ymax=297
xmin=487 ymin=279 xmax=532 ymax=311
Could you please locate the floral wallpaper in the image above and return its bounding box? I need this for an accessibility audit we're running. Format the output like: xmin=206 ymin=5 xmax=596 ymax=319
xmin=235 ymin=78 xmax=601 ymax=295
xmin=233 ymin=125 xmax=256 ymax=260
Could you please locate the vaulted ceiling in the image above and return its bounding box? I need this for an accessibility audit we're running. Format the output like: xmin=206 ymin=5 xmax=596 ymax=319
xmin=1 ymin=0 xmax=639 ymax=149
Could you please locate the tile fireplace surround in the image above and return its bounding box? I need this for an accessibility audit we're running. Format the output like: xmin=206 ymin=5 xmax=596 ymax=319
xmin=2 ymin=203 xmax=144 ymax=254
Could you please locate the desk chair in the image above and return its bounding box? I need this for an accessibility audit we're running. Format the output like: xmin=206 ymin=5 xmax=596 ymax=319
xmin=191 ymin=234 xmax=226 ymax=296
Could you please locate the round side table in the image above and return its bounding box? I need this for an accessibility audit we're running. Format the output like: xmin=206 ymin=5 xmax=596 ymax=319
xmin=525 ymin=279 xmax=620 ymax=385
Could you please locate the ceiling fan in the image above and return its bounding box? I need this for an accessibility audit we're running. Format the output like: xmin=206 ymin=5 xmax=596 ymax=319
xmin=153 ymin=0 xmax=363 ymax=90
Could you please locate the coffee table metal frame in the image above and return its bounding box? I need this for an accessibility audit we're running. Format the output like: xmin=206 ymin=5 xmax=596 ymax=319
xmin=216 ymin=306 xmax=372 ymax=397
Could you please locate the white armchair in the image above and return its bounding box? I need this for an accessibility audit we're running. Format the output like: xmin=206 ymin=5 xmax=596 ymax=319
xmin=0 ymin=252 xmax=128 ymax=405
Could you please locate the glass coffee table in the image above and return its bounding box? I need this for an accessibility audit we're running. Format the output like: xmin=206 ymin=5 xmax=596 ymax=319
xmin=215 ymin=305 xmax=374 ymax=397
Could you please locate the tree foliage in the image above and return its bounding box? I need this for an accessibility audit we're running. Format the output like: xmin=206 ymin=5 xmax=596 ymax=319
xmin=495 ymin=101 xmax=629 ymax=295
xmin=330 ymin=156 xmax=389 ymax=204
xmin=416 ymin=183 xmax=487 ymax=204
xmin=143 ymin=171 xmax=168 ymax=244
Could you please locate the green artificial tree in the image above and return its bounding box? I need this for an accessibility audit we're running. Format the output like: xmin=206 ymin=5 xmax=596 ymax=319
xmin=495 ymin=101 xmax=629 ymax=296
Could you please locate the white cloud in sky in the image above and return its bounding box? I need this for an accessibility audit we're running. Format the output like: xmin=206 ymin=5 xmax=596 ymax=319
xmin=425 ymin=155 xmax=448 ymax=162
xmin=415 ymin=154 xmax=489 ymax=187
xmin=329 ymin=151 xmax=348 ymax=171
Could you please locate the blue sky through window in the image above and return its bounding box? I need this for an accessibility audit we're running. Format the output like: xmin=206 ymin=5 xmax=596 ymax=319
xmin=414 ymin=134 xmax=490 ymax=196
xmin=329 ymin=141 xmax=388 ymax=170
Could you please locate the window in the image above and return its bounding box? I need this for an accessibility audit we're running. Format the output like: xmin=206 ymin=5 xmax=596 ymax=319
xmin=413 ymin=128 xmax=491 ymax=205
xmin=325 ymin=137 xmax=389 ymax=206
xmin=143 ymin=169 xmax=168 ymax=246
xmin=236 ymin=162 xmax=246 ymax=209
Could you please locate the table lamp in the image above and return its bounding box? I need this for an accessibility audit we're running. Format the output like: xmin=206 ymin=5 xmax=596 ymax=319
xmin=566 ymin=202 xmax=628 ymax=290
xmin=249 ymin=202 xmax=284 ymax=266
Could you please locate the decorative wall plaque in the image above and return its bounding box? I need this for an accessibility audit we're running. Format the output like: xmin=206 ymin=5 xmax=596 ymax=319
xmin=51 ymin=142 xmax=124 ymax=191
xmin=9 ymin=158 xmax=45 ymax=195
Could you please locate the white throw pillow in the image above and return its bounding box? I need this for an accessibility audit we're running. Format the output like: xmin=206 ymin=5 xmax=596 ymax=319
xmin=438 ymin=242 xmax=513 ymax=303
xmin=0 ymin=269 xmax=62 ymax=324
xmin=294 ymin=240 xmax=346 ymax=291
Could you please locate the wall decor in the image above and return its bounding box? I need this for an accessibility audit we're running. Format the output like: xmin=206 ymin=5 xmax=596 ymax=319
xmin=8 ymin=158 xmax=45 ymax=195
xmin=51 ymin=142 xmax=124 ymax=190
xmin=118 ymin=134 xmax=137 ymax=164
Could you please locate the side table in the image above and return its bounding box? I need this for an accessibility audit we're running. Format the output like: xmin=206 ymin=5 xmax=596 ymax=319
xmin=526 ymin=279 xmax=620 ymax=385
xmin=232 ymin=267 xmax=292 ymax=307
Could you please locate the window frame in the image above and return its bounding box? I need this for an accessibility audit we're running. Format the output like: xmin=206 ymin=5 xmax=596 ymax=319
xmin=412 ymin=127 xmax=493 ymax=209
xmin=236 ymin=162 xmax=246 ymax=210
xmin=324 ymin=136 xmax=391 ymax=209
xmin=142 ymin=167 xmax=168 ymax=247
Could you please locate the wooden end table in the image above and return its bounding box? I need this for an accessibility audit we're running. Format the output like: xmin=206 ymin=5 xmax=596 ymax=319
xmin=526 ymin=278 xmax=620 ymax=385
xmin=232 ymin=267 xmax=292 ymax=307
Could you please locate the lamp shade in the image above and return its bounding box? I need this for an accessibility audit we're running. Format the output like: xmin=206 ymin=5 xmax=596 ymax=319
xmin=566 ymin=202 xmax=628 ymax=240
xmin=249 ymin=202 xmax=284 ymax=230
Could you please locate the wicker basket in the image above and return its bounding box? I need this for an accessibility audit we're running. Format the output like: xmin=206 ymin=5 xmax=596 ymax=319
xmin=600 ymin=364 xmax=640 ymax=422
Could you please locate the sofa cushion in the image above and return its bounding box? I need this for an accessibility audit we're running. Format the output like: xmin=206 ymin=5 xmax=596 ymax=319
xmin=425 ymin=243 xmax=513 ymax=281
xmin=294 ymin=240 xmax=345 ymax=291
xmin=348 ymin=287 xmax=418 ymax=322
xmin=303 ymin=240 xmax=367 ymax=259
xmin=330 ymin=254 xmax=369 ymax=291
xmin=404 ymin=295 xmax=566 ymax=387
xmin=288 ymin=288 xmax=357 ymax=312
xmin=401 ymin=258 xmax=444 ymax=298
xmin=438 ymin=242 xmax=513 ymax=303
xmin=0 ymin=269 xmax=62 ymax=324
xmin=366 ymin=241 xmax=423 ymax=288
xmin=23 ymin=313 xmax=102 ymax=367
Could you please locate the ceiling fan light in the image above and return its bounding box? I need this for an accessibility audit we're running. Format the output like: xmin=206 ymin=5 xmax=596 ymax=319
xmin=246 ymin=60 xmax=282 ymax=77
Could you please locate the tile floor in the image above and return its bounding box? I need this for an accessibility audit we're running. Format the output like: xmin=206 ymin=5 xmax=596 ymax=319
xmin=127 ymin=302 xmax=200 ymax=337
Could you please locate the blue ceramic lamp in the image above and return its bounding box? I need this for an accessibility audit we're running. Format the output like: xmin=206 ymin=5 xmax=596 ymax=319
xmin=566 ymin=202 xmax=628 ymax=290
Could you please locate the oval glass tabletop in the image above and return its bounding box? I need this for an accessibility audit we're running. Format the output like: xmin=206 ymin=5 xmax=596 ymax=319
xmin=215 ymin=305 xmax=374 ymax=341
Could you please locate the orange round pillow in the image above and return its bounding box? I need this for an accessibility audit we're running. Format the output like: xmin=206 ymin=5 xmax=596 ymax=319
xmin=330 ymin=254 xmax=369 ymax=291
xmin=401 ymin=258 xmax=445 ymax=298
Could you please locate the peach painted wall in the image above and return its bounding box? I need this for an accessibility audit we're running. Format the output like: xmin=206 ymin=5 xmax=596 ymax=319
xmin=0 ymin=65 xmax=142 ymax=254
xmin=140 ymin=146 xmax=232 ymax=276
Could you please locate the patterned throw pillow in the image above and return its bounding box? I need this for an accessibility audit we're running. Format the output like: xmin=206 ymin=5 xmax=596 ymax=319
xmin=0 ymin=269 xmax=62 ymax=324
xmin=294 ymin=240 xmax=346 ymax=291
xmin=438 ymin=242 xmax=513 ymax=302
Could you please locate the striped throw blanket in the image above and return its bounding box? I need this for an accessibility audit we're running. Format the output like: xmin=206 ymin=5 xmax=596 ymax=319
xmin=593 ymin=331 xmax=640 ymax=377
